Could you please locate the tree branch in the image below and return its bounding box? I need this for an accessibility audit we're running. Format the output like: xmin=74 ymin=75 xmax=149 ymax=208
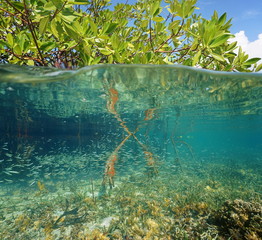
xmin=4 ymin=49 xmax=43 ymax=64
xmin=51 ymin=1 xmax=67 ymax=20
xmin=4 ymin=0 xmax=24 ymax=15
xmin=155 ymin=19 xmax=185 ymax=53
xmin=0 ymin=7 xmax=28 ymax=24
xmin=22 ymin=0 xmax=46 ymax=66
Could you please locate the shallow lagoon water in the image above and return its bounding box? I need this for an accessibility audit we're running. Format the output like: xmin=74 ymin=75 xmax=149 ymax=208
xmin=0 ymin=64 xmax=261 ymax=239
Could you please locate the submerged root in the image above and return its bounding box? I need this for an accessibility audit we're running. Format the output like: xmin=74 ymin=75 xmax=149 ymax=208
xmin=102 ymin=153 xmax=118 ymax=190
xmin=170 ymin=136 xmax=196 ymax=171
xmin=103 ymin=86 xmax=158 ymax=188
xmin=144 ymin=150 xmax=158 ymax=177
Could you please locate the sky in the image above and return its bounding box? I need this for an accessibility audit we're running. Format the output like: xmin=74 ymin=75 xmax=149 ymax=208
xmin=111 ymin=0 xmax=262 ymax=63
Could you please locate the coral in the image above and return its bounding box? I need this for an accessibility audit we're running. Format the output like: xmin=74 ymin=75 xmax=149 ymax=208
xmin=211 ymin=199 xmax=262 ymax=240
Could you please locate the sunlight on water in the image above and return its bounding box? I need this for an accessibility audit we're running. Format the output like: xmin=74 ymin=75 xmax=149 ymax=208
xmin=0 ymin=64 xmax=261 ymax=239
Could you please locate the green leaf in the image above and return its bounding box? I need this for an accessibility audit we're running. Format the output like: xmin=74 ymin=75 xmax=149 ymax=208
xmin=243 ymin=58 xmax=261 ymax=66
xmin=190 ymin=39 xmax=199 ymax=51
xmin=18 ymin=33 xmax=26 ymax=51
xmin=218 ymin=12 xmax=227 ymax=25
xmin=227 ymin=41 xmax=237 ymax=51
xmin=0 ymin=40 xmax=7 ymax=48
xmin=60 ymin=13 xmax=77 ymax=23
xmin=44 ymin=1 xmax=57 ymax=11
xmin=176 ymin=0 xmax=197 ymax=18
xmin=106 ymin=23 xmax=118 ymax=34
xmin=210 ymin=52 xmax=225 ymax=62
xmin=146 ymin=52 xmax=152 ymax=61
xmin=51 ymin=20 xmax=59 ymax=38
xmin=99 ymin=35 xmax=109 ymax=40
xmin=59 ymin=8 xmax=79 ymax=23
xmin=149 ymin=1 xmax=161 ymax=17
xmin=63 ymin=40 xmax=77 ymax=50
xmin=12 ymin=1 xmax=24 ymax=10
xmin=13 ymin=44 xmax=22 ymax=55
xmin=27 ymin=60 xmax=35 ymax=66
xmin=99 ymin=48 xmax=113 ymax=55
xmin=102 ymin=22 xmax=118 ymax=34
xmin=68 ymin=1 xmax=89 ymax=5
xmin=63 ymin=23 xmax=79 ymax=41
xmin=7 ymin=33 xmax=14 ymax=47
xmin=72 ymin=21 xmax=83 ymax=35
xmin=212 ymin=10 xmax=218 ymax=20
xmin=51 ymin=0 xmax=63 ymax=9
xmin=163 ymin=56 xmax=173 ymax=64
xmin=223 ymin=64 xmax=234 ymax=71
xmin=209 ymin=34 xmax=231 ymax=48
xmin=39 ymin=16 xmax=50 ymax=35
xmin=92 ymin=57 xmax=102 ymax=65
xmin=255 ymin=63 xmax=262 ymax=72
xmin=192 ymin=50 xmax=201 ymax=66
xmin=88 ymin=17 xmax=97 ymax=34
xmin=111 ymin=34 xmax=120 ymax=49
xmin=140 ymin=20 xmax=149 ymax=28
xmin=108 ymin=54 xmax=113 ymax=64
xmin=40 ymin=42 xmax=56 ymax=52
xmin=225 ymin=52 xmax=236 ymax=58
xmin=224 ymin=19 xmax=232 ymax=29
xmin=152 ymin=16 xmax=165 ymax=22
xmin=168 ymin=20 xmax=180 ymax=31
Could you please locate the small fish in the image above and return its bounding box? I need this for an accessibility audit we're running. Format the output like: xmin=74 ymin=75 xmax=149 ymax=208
xmin=30 ymin=181 xmax=36 ymax=186
xmin=7 ymin=170 xmax=19 ymax=174
xmin=6 ymin=87 xmax=14 ymax=91
xmin=4 ymin=179 xmax=13 ymax=182
xmin=25 ymin=163 xmax=33 ymax=166
xmin=13 ymin=164 xmax=23 ymax=167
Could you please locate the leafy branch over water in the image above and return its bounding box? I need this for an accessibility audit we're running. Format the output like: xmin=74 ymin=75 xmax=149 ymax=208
xmin=0 ymin=0 xmax=261 ymax=71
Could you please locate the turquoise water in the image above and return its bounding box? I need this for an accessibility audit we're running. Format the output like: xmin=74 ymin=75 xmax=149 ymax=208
xmin=0 ymin=64 xmax=261 ymax=239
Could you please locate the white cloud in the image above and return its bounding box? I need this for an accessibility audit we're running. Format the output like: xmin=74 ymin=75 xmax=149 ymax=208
xmin=242 ymin=10 xmax=261 ymax=19
xmin=230 ymin=31 xmax=262 ymax=65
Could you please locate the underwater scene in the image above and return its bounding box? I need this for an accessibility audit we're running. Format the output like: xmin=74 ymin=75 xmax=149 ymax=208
xmin=0 ymin=64 xmax=261 ymax=240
